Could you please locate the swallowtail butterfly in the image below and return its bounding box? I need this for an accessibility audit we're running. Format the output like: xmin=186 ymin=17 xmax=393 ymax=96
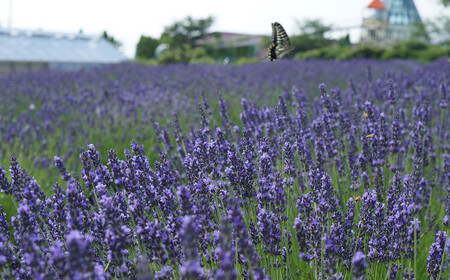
xmin=264 ymin=22 xmax=294 ymax=61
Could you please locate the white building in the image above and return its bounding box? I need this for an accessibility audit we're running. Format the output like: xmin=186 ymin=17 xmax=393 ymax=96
xmin=0 ymin=28 xmax=127 ymax=73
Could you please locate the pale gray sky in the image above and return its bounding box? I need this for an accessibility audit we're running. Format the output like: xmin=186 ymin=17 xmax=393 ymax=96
xmin=0 ymin=0 xmax=448 ymax=58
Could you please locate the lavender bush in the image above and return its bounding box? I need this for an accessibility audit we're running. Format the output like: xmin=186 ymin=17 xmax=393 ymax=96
xmin=0 ymin=58 xmax=448 ymax=279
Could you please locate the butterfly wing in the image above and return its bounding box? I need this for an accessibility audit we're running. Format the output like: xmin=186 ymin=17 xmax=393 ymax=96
xmin=263 ymin=22 xmax=293 ymax=61
xmin=273 ymin=22 xmax=293 ymax=59
xmin=268 ymin=43 xmax=277 ymax=61
xmin=271 ymin=23 xmax=277 ymax=45
xmin=273 ymin=22 xmax=289 ymax=45
xmin=275 ymin=41 xmax=294 ymax=59
xmin=262 ymin=24 xmax=278 ymax=61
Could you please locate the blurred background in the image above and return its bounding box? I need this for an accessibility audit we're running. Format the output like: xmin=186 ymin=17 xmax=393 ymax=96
xmin=0 ymin=0 xmax=449 ymax=70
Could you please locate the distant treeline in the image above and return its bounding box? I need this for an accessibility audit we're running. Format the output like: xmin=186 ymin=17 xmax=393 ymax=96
xmin=133 ymin=16 xmax=450 ymax=64
xmin=295 ymin=41 xmax=450 ymax=63
xmin=136 ymin=39 xmax=450 ymax=64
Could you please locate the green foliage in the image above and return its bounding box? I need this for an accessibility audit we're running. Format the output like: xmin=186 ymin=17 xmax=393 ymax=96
xmin=134 ymin=15 xmax=450 ymax=65
xmin=404 ymin=40 xmax=430 ymax=51
xmin=157 ymin=47 xmax=189 ymax=64
xmin=187 ymin=46 xmax=217 ymax=64
xmin=102 ymin=31 xmax=122 ymax=48
xmin=344 ymin=45 xmax=385 ymax=59
xmin=290 ymin=19 xmax=333 ymax=54
xmin=290 ymin=34 xmax=333 ymax=53
xmin=409 ymin=22 xmax=430 ymax=43
xmin=290 ymin=15 xmax=449 ymax=62
xmin=160 ymin=16 xmax=214 ymax=48
xmin=261 ymin=35 xmax=272 ymax=47
xmin=135 ymin=35 xmax=160 ymax=59
xmin=296 ymin=41 xmax=449 ymax=62
xmin=155 ymin=16 xmax=215 ymax=64
xmin=133 ymin=57 xmax=158 ymax=65
xmin=296 ymin=45 xmax=384 ymax=61
xmin=190 ymin=56 xmax=217 ymax=64
xmin=337 ymin=34 xmax=351 ymax=47
xmin=381 ymin=41 xmax=428 ymax=60
xmin=156 ymin=44 xmax=215 ymax=64
xmin=295 ymin=47 xmax=341 ymax=60
xmin=232 ymin=57 xmax=260 ymax=65
xmin=296 ymin=19 xmax=332 ymax=38
xmin=413 ymin=45 xmax=450 ymax=62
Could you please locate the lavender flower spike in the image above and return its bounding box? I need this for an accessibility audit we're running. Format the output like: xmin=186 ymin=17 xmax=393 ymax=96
xmin=352 ymin=251 xmax=366 ymax=280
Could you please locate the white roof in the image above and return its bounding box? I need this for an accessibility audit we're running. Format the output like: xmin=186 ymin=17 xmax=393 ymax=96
xmin=0 ymin=28 xmax=127 ymax=63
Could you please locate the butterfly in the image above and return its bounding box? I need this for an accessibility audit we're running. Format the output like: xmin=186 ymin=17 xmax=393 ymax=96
xmin=263 ymin=22 xmax=294 ymax=61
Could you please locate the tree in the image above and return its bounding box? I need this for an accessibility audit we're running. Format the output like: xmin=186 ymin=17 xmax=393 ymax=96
xmin=290 ymin=19 xmax=333 ymax=53
xmin=409 ymin=22 xmax=430 ymax=43
xmin=160 ymin=16 xmax=214 ymax=48
xmin=102 ymin=31 xmax=122 ymax=48
xmin=296 ymin=19 xmax=332 ymax=39
xmin=135 ymin=36 xmax=160 ymax=59
xmin=155 ymin=16 xmax=215 ymax=64
xmin=337 ymin=34 xmax=351 ymax=46
xmin=426 ymin=16 xmax=450 ymax=45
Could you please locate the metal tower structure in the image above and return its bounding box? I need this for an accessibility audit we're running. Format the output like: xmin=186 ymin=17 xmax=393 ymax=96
xmin=385 ymin=0 xmax=422 ymax=26
xmin=360 ymin=0 xmax=425 ymax=46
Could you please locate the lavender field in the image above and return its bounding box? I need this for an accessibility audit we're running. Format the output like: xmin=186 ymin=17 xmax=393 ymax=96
xmin=0 ymin=58 xmax=449 ymax=279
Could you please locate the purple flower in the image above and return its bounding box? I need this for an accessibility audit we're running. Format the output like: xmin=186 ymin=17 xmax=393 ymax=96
xmin=179 ymin=216 xmax=205 ymax=280
xmin=108 ymin=149 xmax=127 ymax=189
xmin=402 ymin=267 xmax=415 ymax=280
xmin=54 ymin=156 xmax=72 ymax=182
xmin=439 ymin=84 xmax=447 ymax=109
xmin=323 ymin=234 xmax=343 ymax=280
xmin=11 ymin=201 xmax=40 ymax=245
xmin=65 ymin=180 xmax=91 ymax=232
xmin=49 ymin=240 xmax=66 ymax=278
xmin=427 ymin=231 xmax=447 ymax=279
xmin=387 ymin=263 xmax=398 ymax=280
xmin=155 ymin=265 xmax=173 ymax=279
xmin=0 ymin=167 xmax=11 ymax=195
xmin=66 ymin=230 xmax=104 ymax=280
xmin=215 ymin=220 xmax=237 ymax=280
xmin=367 ymin=202 xmax=389 ymax=262
xmin=276 ymin=95 xmax=291 ymax=135
xmin=351 ymin=251 xmax=366 ymax=280
xmin=179 ymin=260 xmax=205 ymax=280
xmin=48 ymin=183 xmax=66 ymax=239
xmin=358 ymin=190 xmax=377 ymax=236
xmin=100 ymin=195 xmax=132 ymax=267
xmin=257 ymin=138 xmax=275 ymax=208
xmin=389 ymin=112 xmax=401 ymax=155
xmin=388 ymin=79 xmax=396 ymax=106
xmin=197 ymin=103 xmax=209 ymax=134
xmin=257 ymin=208 xmax=281 ymax=256
xmin=0 ymin=206 xmax=9 ymax=241
xmin=0 ymin=57 xmax=448 ymax=279
xmin=9 ymin=156 xmax=23 ymax=201
xmin=228 ymin=199 xmax=266 ymax=279
xmin=0 ymin=235 xmax=15 ymax=274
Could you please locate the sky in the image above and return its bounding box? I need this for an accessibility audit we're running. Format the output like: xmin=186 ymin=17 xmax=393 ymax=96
xmin=0 ymin=0 xmax=448 ymax=58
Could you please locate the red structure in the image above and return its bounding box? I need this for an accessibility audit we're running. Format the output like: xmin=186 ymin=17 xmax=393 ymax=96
xmin=367 ymin=0 xmax=386 ymax=10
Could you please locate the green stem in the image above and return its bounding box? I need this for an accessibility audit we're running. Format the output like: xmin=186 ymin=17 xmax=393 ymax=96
xmin=347 ymin=229 xmax=362 ymax=280
xmin=413 ymin=218 xmax=417 ymax=277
